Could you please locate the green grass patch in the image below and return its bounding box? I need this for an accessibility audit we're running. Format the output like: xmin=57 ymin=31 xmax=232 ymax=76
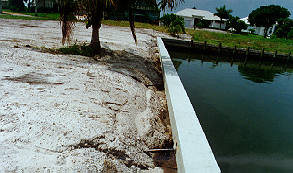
xmin=2 ymin=9 xmax=13 ymax=12
xmin=38 ymin=44 xmax=97 ymax=57
xmin=0 ymin=14 xmax=43 ymax=20
xmin=58 ymin=44 xmax=97 ymax=57
xmin=23 ymin=12 xmax=59 ymax=20
xmin=102 ymin=20 xmax=168 ymax=33
xmin=0 ymin=10 xmax=59 ymax=20
xmin=188 ymin=29 xmax=293 ymax=54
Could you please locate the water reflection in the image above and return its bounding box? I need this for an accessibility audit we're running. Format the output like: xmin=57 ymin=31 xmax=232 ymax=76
xmin=170 ymin=51 xmax=293 ymax=84
xmin=238 ymin=64 xmax=292 ymax=83
xmin=172 ymin=59 xmax=182 ymax=70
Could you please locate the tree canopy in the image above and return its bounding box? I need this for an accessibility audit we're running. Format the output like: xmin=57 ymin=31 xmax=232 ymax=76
xmin=160 ymin=13 xmax=185 ymax=36
xmin=227 ymin=16 xmax=248 ymax=33
xmin=274 ymin=18 xmax=293 ymax=39
xmin=8 ymin=0 xmax=25 ymax=12
xmin=248 ymin=5 xmax=290 ymax=37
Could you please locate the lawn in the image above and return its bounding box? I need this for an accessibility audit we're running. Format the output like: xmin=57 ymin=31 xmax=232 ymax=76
xmin=0 ymin=9 xmax=59 ymax=20
xmin=23 ymin=12 xmax=60 ymax=20
xmin=0 ymin=13 xmax=44 ymax=20
xmin=187 ymin=29 xmax=293 ymax=54
xmin=102 ymin=20 xmax=168 ymax=33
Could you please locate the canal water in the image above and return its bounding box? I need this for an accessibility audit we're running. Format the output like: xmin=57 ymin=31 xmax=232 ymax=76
xmin=169 ymin=50 xmax=293 ymax=173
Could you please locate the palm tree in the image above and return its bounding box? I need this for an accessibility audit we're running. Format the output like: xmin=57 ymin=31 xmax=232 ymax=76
xmin=59 ymin=0 xmax=183 ymax=54
xmin=214 ymin=5 xmax=232 ymax=30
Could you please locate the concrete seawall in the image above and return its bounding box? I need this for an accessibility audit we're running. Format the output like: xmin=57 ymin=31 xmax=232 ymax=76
xmin=157 ymin=37 xmax=221 ymax=173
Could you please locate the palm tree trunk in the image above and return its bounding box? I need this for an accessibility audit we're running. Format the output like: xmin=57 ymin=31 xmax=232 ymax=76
xmin=220 ymin=19 xmax=222 ymax=30
xmin=90 ymin=23 xmax=101 ymax=53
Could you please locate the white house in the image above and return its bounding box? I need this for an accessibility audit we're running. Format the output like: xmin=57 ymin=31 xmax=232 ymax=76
xmin=176 ymin=8 xmax=226 ymax=30
xmin=240 ymin=17 xmax=276 ymax=37
xmin=33 ymin=0 xmax=57 ymax=9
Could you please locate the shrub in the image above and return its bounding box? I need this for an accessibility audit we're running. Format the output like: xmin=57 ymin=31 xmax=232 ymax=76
xmin=8 ymin=0 xmax=25 ymax=12
xmin=160 ymin=13 xmax=185 ymax=36
xmin=234 ymin=20 xmax=248 ymax=33
xmin=287 ymin=29 xmax=293 ymax=39
xmin=169 ymin=22 xmax=183 ymax=36
xmin=274 ymin=18 xmax=293 ymax=39
xmin=58 ymin=43 xmax=97 ymax=57
xmin=195 ymin=21 xmax=204 ymax=28
xmin=227 ymin=16 xmax=248 ymax=33
xmin=249 ymin=28 xmax=255 ymax=34
xmin=160 ymin=13 xmax=177 ymax=27
xmin=201 ymin=20 xmax=211 ymax=28
xmin=274 ymin=27 xmax=286 ymax=38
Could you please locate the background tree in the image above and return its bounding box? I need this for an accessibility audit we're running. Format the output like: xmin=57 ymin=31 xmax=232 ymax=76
xmin=160 ymin=13 xmax=185 ymax=36
xmin=59 ymin=0 xmax=183 ymax=54
xmin=160 ymin=13 xmax=180 ymax=27
xmin=0 ymin=0 xmax=2 ymax=13
xmin=22 ymin=0 xmax=33 ymax=12
xmin=214 ymin=5 xmax=232 ymax=30
xmin=8 ymin=0 xmax=25 ymax=12
xmin=248 ymin=5 xmax=290 ymax=38
xmin=274 ymin=18 xmax=293 ymax=39
xmin=248 ymin=28 xmax=255 ymax=34
xmin=227 ymin=16 xmax=248 ymax=33
xmin=287 ymin=29 xmax=293 ymax=39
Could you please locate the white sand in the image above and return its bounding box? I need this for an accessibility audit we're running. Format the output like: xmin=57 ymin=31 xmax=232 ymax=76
xmin=0 ymin=19 xmax=174 ymax=172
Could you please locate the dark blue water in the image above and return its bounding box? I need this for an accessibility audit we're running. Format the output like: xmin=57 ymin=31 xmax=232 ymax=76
xmin=170 ymin=51 xmax=293 ymax=173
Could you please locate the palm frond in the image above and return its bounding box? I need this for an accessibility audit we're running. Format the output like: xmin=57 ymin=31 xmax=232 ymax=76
xmin=158 ymin=0 xmax=184 ymax=11
xmin=58 ymin=0 xmax=183 ymax=46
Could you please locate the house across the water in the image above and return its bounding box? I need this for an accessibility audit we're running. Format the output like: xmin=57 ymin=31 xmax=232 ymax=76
xmin=32 ymin=0 xmax=58 ymax=12
xmin=240 ymin=17 xmax=276 ymax=37
xmin=105 ymin=1 xmax=160 ymax=24
xmin=34 ymin=0 xmax=57 ymax=9
xmin=176 ymin=8 xmax=226 ymax=30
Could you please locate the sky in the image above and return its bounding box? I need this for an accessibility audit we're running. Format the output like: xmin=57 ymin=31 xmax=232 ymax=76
xmin=162 ymin=0 xmax=293 ymax=18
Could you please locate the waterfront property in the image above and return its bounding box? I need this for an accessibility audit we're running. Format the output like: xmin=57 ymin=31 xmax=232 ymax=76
xmin=176 ymin=8 xmax=227 ymax=30
xmin=240 ymin=17 xmax=277 ymax=37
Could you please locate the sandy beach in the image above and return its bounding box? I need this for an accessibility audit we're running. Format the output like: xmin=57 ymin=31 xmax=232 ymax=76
xmin=0 ymin=19 xmax=175 ymax=172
